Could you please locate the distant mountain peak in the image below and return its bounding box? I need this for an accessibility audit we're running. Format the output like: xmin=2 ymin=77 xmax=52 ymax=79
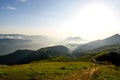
xmin=112 ymin=34 xmax=120 ymax=37
xmin=105 ymin=34 xmax=120 ymax=40
xmin=60 ymin=36 xmax=88 ymax=44
xmin=65 ymin=37 xmax=82 ymax=41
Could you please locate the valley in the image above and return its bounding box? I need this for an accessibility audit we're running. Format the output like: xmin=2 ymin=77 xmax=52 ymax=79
xmin=0 ymin=34 xmax=120 ymax=80
xmin=1 ymin=0 xmax=120 ymax=79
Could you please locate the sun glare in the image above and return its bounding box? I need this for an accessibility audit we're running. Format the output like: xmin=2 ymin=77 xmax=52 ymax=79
xmin=69 ymin=2 xmax=118 ymax=37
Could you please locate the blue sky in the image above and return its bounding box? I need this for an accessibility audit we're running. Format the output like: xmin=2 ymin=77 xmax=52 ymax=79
xmin=0 ymin=0 xmax=120 ymax=40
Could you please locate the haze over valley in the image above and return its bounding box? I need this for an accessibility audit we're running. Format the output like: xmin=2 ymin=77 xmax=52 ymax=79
xmin=0 ymin=33 xmax=120 ymax=64
xmin=1 ymin=0 xmax=120 ymax=80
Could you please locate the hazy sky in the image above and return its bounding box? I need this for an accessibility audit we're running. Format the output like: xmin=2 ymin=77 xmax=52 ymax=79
xmin=0 ymin=0 xmax=120 ymax=40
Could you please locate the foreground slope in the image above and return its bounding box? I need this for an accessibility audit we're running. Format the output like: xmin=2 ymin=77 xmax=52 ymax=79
xmin=0 ymin=60 xmax=120 ymax=80
xmin=0 ymin=61 xmax=92 ymax=80
xmin=91 ymin=65 xmax=120 ymax=80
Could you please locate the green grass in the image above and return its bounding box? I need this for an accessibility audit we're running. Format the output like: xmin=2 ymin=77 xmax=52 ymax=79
xmin=0 ymin=61 xmax=92 ymax=80
xmin=92 ymin=52 xmax=109 ymax=59
xmin=0 ymin=59 xmax=120 ymax=80
xmin=91 ymin=65 xmax=120 ymax=80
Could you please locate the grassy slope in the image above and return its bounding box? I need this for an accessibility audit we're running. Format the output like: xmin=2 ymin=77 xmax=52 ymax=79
xmin=0 ymin=61 xmax=120 ymax=80
xmin=0 ymin=44 xmax=120 ymax=80
xmin=0 ymin=61 xmax=92 ymax=80
xmin=91 ymin=65 xmax=120 ymax=80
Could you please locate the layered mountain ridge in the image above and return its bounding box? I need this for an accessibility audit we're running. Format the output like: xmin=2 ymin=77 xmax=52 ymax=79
xmin=0 ymin=34 xmax=120 ymax=65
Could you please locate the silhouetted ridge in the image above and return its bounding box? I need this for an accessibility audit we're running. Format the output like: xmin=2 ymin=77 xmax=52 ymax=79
xmin=0 ymin=45 xmax=70 ymax=65
xmin=0 ymin=50 xmax=34 ymax=65
xmin=95 ymin=52 xmax=120 ymax=66
xmin=22 ymin=45 xmax=70 ymax=63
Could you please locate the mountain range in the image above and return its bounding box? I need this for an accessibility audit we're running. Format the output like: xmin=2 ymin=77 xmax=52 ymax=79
xmin=0 ymin=34 xmax=120 ymax=65
xmin=61 ymin=36 xmax=87 ymax=44
xmin=0 ymin=45 xmax=70 ymax=65
xmin=0 ymin=34 xmax=86 ymax=55
xmin=0 ymin=34 xmax=54 ymax=55
xmin=73 ymin=34 xmax=120 ymax=54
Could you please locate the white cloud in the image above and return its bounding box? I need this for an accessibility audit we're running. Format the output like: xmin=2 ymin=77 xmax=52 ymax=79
xmin=19 ymin=0 xmax=27 ymax=2
xmin=7 ymin=6 xmax=16 ymax=10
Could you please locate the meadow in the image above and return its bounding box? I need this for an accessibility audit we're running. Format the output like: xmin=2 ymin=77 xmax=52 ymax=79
xmin=0 ymin=60 xmax=120 ymax=80
xmin=0 ymin=61 xmax=92 ymax=80
xmin=91 ymin=65 xmax=120 ymax=80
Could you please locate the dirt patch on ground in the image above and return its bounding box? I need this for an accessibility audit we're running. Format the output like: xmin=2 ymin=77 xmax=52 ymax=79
xmin=66 ymin=65 xmax=99 ymax=80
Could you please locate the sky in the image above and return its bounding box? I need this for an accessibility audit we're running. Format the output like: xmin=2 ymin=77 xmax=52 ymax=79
xmin=0 ymin=0 xmax=120 ymax=40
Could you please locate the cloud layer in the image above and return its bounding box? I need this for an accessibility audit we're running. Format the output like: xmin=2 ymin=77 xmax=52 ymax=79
xmin=19 ymin=0 xmax=27 ymax=3
xmin=7 ymin=6 xmax=16 ymax=10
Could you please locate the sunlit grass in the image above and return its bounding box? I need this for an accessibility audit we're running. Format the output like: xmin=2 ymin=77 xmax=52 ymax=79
xmin=91 ymin=65 xmax=120 ymax=80
xmin=0 ymin=61 xmax=92 ymax=80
